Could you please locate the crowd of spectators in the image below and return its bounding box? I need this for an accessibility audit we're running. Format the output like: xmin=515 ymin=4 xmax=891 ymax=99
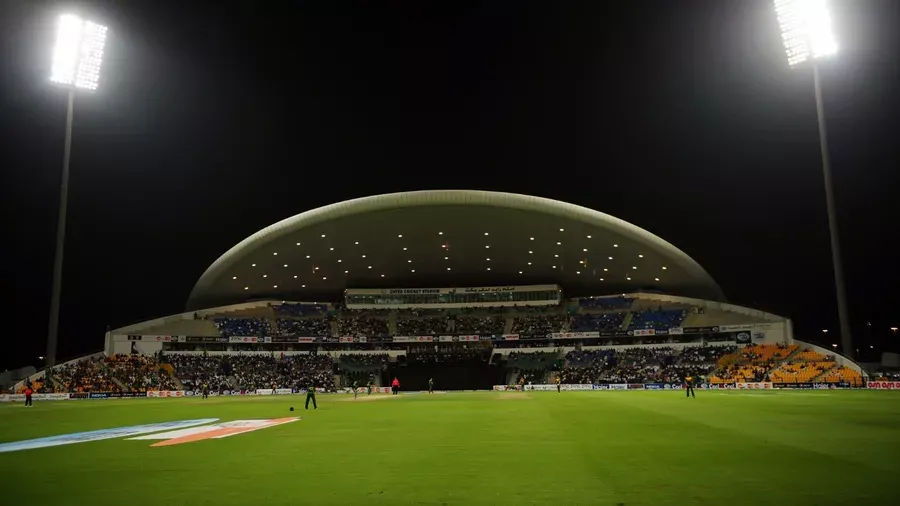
xmin=167 ymin=353 xmax=334 ymax=391
xmin=273 ymin=303 xmax=327 ymax=316
xmin=627 ymin=309 xmax=685 ymax=331
xmin=337 ymin=315 xmax=390 ymax=337
xmin=454 ymin=316 xmax=504 ymax=335
xmin=510 ymin=314 xmax=568 ymax=335
xmin=337 ymin=354 xmax=388 ymax=386
xmin=338 ymin=354 xmax=389 ymax=369
xmin=45 ymin=356 xmax=119 ymax=393
xmin=406 ymin=345 xmax=492 ymax=365
xmin=578 ymin=296 xmax=634 ymax=310
xmin=397 ymin=317 xmax=451 ymax=335
xmin=104 ymin=355 xmax=176 ymax=391
xmin=277 ymin=318 xmax=331 ymax=337
xmin=166 ymin=354 xmax=227 ymax=391
xmin=570 ymin=312 xmax=626 ymax=332
xmin=679 ymin=345 xmax=737 ymax=364
xmin=560 ymin=346 xmax=731 ymax=384
xmin=214 ymin=317 xmax=272 ymax=337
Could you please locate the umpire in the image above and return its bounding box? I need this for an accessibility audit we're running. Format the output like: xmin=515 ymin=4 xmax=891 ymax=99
xmin=684 ymin=375 xmax=696 ymax=399
xmin=305 ymin=384 xmax=318 ymax=410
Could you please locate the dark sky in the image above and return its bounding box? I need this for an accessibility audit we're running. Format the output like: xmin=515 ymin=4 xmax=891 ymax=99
xmin=2 ymin=0 xmax=898 ymax=370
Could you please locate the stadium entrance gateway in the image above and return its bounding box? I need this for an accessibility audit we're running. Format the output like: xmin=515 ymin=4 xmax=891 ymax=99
xmin=345 ymin=284 xmax=561 ymax=309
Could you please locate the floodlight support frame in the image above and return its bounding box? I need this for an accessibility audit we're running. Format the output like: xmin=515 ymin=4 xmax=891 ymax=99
xmin=46 ymin=89 xmax=74 ymax=367
xmin=813 ymin=62 xmax=852 ymax=358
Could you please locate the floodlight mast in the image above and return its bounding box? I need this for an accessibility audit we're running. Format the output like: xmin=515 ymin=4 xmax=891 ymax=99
xmin=46 ymin=14 xmax=108 ymax=367
xmin=774 ymin=0 xmax=852 ymax=358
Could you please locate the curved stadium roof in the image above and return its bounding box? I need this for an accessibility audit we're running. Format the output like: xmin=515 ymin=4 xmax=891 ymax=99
xmin=187 ymin=190 xmax=724 ymax=310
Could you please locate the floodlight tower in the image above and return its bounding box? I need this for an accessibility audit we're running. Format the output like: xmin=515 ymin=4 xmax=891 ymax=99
xmin=773 ymin=0 xmax=852 ymax=357
xmin=46 ymin=14 xmax=108 ymax=367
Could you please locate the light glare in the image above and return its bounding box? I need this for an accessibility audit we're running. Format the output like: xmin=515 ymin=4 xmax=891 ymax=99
xmin=774 ymin=0 xmax=838 ymax=67
xmin=51 ymin=15 xmax=108 ymax=91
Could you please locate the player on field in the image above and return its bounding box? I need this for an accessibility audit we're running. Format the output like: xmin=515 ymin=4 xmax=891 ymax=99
xmin=428 ymin=377 xmax=434 ymax=394
xmin=556 ymin=376 xmax=561 ymax=393
xmin=684 ymin=375 xmax=696 ymax=399
xmin=366 ymin=379 xmax=373 ymax=396
xmin=202 ymin=382 xmax=209 ymax=399
xmin=391 ymin=377 xmax=400 ymax=395
xmin=305 ymin=384 xmax=318 ymax=409
xmin=24 ymin=386 xmax=33 ymax=408
xmin=352 ymin=380 xmax=359 ymax=399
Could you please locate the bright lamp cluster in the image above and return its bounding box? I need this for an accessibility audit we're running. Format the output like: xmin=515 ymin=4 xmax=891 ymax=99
xmin=774 ymin=0 xmax=837 ymax=67
xmin=50 ymin=14 xmax=108 ymax=91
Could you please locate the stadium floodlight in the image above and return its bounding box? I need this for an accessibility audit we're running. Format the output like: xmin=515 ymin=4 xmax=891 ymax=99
xmin=774 ymin=0 xmax=837 ymax=67
xmin=50 ymin=14 xmax=108 ymax=91
xmin=772 ymin=0 xmax=852 ymax=358
xmin=45 ymin=14 xmax=110 ymax=368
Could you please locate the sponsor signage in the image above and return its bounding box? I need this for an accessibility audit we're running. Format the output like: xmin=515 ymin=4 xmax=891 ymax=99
xmin=773 ymin=383 xmax=813 ymax=389
xmin=108 ymin=392 xmax=149 ymax=398
xmin=813 ymin=382 xmax=850 ymax=389
xmin=736 ymin=382 xmax=773 ymax=389
xmin=551 ymin=332 xmax=600 ymax=339
xmin=682 ymin=326 xmax=720 ymax=334
xmin=254 ymin=388 xmax=293 ymax=396
xmin=298 ymin=337 xmax=316 ymax=343
xmin=668 ymin=327 xmax=684 ymax=335
xmin=0 ymin=419 xmax=218 ymax=453
xmin=131 ymin=418 xmax=299 ymax=447
xmin=147 ymin=391 xmax=185 ymax=398
xmin=148 ymin=335 xmax=185 ymax=342
xmin=228 ymin=336 xmax=259 ymax=343
xmin=185 ymin=336 xmax=220 ymax=343
xmin=502 ymin=334 xmax=520 ymax=341
xmin=632 ymin=329 xmax=656 ymax=336
xmin=867 ymin=381 xmax=900 ymax=390
xmin=0 ymin=393 xmax=71 ymax=402
xmin=610 ymin=383 xmax=628 ymax=391
xmin=457 ymin=335 xmax=479 ymax=342
xmin=699 ymin=383 xmax=736 ymax=389
xmin=393 ymin=336 xmax=413 ymax=343
xmin=439 ymin=335 xmax=454 ymax=342
xmin=525 ymin=384 xmax=593 ymax=391
xmin=735 ymin=332 xmax=752 ymax=344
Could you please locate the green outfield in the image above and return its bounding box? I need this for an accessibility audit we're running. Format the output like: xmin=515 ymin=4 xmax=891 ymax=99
xmin=2 ymin=390 xmax=899 ymax=505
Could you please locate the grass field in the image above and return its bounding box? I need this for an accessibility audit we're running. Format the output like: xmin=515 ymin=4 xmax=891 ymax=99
xmin=2 ymin=390 xmax=900 ymax=505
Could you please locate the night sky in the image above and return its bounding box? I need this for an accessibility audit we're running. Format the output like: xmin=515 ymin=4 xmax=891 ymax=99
xmin=2 ymin=0 xmax=898 ymax=371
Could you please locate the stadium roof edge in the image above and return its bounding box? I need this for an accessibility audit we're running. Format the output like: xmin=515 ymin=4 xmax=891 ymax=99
xmin=186 ymin=190 xmax=725 ymax=309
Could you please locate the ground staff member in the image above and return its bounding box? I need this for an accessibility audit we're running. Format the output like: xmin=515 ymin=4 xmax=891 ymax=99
xmin=305 ymin=385 xmax=318 ymax=409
